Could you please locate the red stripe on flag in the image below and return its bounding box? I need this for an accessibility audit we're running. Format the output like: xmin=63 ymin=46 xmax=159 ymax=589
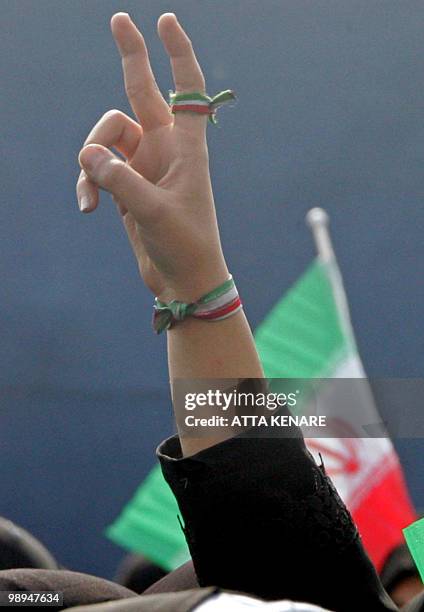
xmin=352 ymin=462 xmax=417 ymax=571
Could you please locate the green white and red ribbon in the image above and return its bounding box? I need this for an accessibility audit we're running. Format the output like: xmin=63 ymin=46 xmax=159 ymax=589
xmin=153 ymin=276 xmax=242 ymax=334
xmin=169 ymin=90 xmax=236 ymax=124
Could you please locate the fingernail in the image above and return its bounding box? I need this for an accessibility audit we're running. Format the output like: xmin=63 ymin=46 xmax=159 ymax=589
xmin=79 ymin=146 xmax=107 ymax=173
xmin=79 ymin=195 xmax=91 ymax=213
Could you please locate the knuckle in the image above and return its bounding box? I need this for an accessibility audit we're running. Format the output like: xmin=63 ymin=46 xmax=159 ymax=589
xmin=84 ymin=110 xmax=126 ymax=146
xmin=101 ymin=109 xmax=124 ymax=123
xmin=175 ymin=74 xmax=205 ymax=93
xmin=125 ymin=82 xmax=142 ymax=100
xmin=125 ymin=80 xmax=156 ymax=101
xmin=104 ymin=158 xmax=127 ymax=185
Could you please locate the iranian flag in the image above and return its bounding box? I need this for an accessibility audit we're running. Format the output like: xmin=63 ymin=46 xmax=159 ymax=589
xmin=255 ymin=208 xmax=416 ymax=571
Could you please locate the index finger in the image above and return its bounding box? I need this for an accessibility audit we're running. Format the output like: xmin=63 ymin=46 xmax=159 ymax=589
xmin=111 ymin=13 xmax=171 ymax=131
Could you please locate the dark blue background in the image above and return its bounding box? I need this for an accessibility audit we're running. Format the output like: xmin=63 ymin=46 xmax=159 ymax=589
xmin=1 ymin=0 xmax=423 ymax=578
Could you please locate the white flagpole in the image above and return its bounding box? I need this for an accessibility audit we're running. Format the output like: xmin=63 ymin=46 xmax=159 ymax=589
xmin=305 ymin=207 xmax=357 ymax=354
xmin=305 ymin=208 xmax=334 ymax=264
xmin=305 ymin=210 xmax=390 ymax=438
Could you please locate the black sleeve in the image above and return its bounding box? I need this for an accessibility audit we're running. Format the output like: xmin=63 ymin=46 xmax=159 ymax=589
xmin=157 ymin=431 xmax=398 ymax=612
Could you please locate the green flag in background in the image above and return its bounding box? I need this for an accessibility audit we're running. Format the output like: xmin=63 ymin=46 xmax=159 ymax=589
xmin=106 ymin=464 xmax=190 ymax=572
xmin=403 ymin=517 xmax=424 ymax=582
xmin=255 ymin=259 xmax=347 ymax=379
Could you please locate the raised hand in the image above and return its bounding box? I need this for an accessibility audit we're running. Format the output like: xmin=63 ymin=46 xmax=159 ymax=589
xmin=76 ymin=13 xmax=229 ymax=302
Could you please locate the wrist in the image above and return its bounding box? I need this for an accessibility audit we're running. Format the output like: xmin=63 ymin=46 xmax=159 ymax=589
xmin=153 ymin=265 xmax=242 ymax=334
xmin=156 ymin=260 xmax=230 ymax=303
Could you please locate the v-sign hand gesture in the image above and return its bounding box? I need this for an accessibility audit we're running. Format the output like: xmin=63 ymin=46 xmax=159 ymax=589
xmin=77 ymin=13 xmax=229 ymax=302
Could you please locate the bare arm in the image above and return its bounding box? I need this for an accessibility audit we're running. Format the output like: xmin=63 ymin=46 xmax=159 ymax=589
xmin=76 ymin=12 xmax=263 ymax=456
xmin=167 ymin=312 xmax=264 ymax=456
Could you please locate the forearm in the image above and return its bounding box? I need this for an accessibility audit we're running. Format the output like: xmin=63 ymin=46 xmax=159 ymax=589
xmin=167 ymin=305 xmax=264 ymax=456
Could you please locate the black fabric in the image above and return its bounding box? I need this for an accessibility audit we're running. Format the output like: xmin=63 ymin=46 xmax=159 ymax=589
xmin=0 ymin=517 xmax=59 ymax=570
xmin=0 ymin=427 xmax=401 ymax=611
xmin=143 ymin=561 xmax=198 ymax=595
xmin=115 ymin=554 xmax=167 ymax=594
xmin=158 ymin=432 xmax=398 ymax=612
xmin=67 ymin=588 xmax=217 ymax=612
xmin=0 ymin=569 xmax=136 ymax=610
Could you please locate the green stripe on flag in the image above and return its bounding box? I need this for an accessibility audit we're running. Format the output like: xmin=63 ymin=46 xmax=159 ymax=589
xmin=106 ymin=464 xmax=190 ymax=571
xmin=255 ymin=259 xmax=348 ymax=379
xmin=403 ymin=518 xmax=424 ymax=582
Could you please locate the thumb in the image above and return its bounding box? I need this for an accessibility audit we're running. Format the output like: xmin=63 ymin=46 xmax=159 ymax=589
xmin=78 ymin=144 xmax=161 ymax=221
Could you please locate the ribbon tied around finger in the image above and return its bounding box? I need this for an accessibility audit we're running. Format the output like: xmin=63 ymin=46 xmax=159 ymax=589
xmin=169 ymin=90 xmax=236 ymax=124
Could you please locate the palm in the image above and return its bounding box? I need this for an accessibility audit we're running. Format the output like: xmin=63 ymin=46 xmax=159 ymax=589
xmin=129 ymin=126 xmax=172 ymax=186
xmin=125 ymin=127 xmax=170 ymax=294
